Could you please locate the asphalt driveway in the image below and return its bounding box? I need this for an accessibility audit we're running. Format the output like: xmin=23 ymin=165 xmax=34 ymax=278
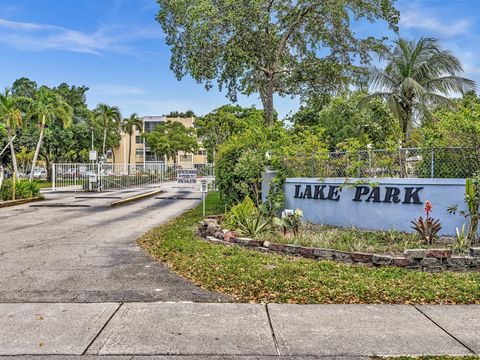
xmin=0 ymin=189 xmax=229 ymax=303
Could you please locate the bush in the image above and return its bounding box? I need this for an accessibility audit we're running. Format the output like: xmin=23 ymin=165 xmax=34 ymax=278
xmin=0 ymin=179 xmax=40 ymax=201
xmin=224 ymin=196 xmax=270 ymax=237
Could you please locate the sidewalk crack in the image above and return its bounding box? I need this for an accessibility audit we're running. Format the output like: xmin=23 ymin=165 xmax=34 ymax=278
xmin=414 ymin=305 xmax=476 ymax=355
xmin=265 ymin=303 xmax=281 ymax=356
xmin=82 ymin=302 xmax=123 ymax=355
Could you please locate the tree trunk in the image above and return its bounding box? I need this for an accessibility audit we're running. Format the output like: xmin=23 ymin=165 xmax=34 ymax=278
xmin=260 ymin=74 xmax=275 ymax=126
xmin=7 ymin=126 xmax=19 ymax=178
xmin=45 ymin=155 xmax=51 ymax=182
xmin=128 ymin=133 xmax=132 ymax=173
xmin=30 ymin=115 xmax=46 ymax=181
xmin=102 ymin=126 xmax=107 ymax=157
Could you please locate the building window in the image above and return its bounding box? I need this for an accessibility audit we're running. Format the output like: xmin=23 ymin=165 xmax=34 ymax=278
xmin=197 ymin=149 xmax=207 ymax=156
xmin=135 ymin=149 xmax=144 ymax=158
xmin=136 ymin=136 xmax=143 ymax=144
xmin=144 ymin=121 xmax=160 ymax=133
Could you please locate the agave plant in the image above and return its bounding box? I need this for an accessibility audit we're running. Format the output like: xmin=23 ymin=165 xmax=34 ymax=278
xmin=274 ymin=209 xmax=303 ymax=237
xmin=224 ymin=196 xmax=271 ymax=238
xmin=411 ymin=200 xmax=442 ymax=244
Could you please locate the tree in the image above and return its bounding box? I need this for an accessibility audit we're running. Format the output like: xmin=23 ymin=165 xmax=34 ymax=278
xmin=0 ymin=89 xmax=27 ymax=177
xmin=195 ymin=105 xmax=264 ymax=161
xmin=368 ymin=37 xmax=476 ymax=143
xmin=28 ymin=87 xmax=73 ymax=180
xmin=93 ymin=104 xmax=121 ymax=157
xmin=122 ymin=113 xmax=143 ymax=167
xmin=156 ymin=0 xmax=399 ymax=125
xmin=167 ymin=110 xmax=195 ymax=118
xmin=12 ymin=77 xmax=37 ymax=99
xmin=146 ymin=120 xmax=198 ymax=164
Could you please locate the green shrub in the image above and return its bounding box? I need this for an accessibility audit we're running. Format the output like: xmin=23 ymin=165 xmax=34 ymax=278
xmin=0 ymin=179 xmax=40 ymax=201
xmin=224 ymin=196 xmax=271 ymax=237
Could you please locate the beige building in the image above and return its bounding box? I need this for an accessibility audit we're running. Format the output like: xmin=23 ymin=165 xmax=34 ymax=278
xmin=108 ymin=116 xmax=208 ymax=167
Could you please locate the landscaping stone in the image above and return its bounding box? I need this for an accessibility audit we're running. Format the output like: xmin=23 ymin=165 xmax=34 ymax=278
xmin=332 ymin=250 xmax=352 ymax=262
xmin=465 ymin=256 xmax=480 ymax=267
xmin=426 ymin=248 xmax=452 ymax=259
xmin=420 ymin=257 xmax=440 ymax=267
xmin=236 ymin=237 xmax=260 ymax=247
xmin=351 ymin=252 xmax=373 ymax=263
xmin=404 ymin=249 xmax=427 ymax=259
xmin=313 ymin=248 xmax=335 ymax=260
xmin=446 ymin=256 xmax=467 ymax=267
xmin=223 ymin=230 xmax=237 ymax=243
xmin=470 ymin=247 xmax=480 ymax=257
xmin=372 ymin=254 xmax=393 ymax=266
xmin=392 ymin=257 xmax=411 ymax=267
xmin=284 ymin=244 xmax=302 ymax=254
xmin=298 ymin=246 xmax=315 ymax=258
xmin=268 ymin=243 xmax=286 ymax=252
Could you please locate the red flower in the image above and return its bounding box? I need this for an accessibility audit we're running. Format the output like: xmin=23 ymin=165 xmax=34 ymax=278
xmin=424 ymin=200 xmax=432 ymax=218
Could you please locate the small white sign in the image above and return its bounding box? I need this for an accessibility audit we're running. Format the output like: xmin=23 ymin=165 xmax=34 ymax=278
xmin=200 ymin=180 xmax=208 ymax=193
xmin=89 ymin=150 xmax=97 ymax=161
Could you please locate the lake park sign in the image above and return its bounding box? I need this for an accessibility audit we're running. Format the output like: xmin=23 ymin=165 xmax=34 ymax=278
xmin=262 ymin=172 xmax=468 ymax=236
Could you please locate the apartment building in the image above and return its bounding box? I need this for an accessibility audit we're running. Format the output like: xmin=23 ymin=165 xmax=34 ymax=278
xmin=109 ymin=116 xmax=208 ymax=167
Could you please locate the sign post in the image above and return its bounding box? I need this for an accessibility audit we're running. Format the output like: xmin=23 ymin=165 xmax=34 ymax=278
xmin=200 ymin=180 xmax=208 ymax=217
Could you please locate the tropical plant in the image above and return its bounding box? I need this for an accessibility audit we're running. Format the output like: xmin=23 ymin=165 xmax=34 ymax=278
xmin=368 ymin=37 xmax=476 ymax=143
xmin=157 ymin=0 xmax=399 ymax=125
xmin=27 ymin=87 xmax=73 ymax=181
xmin=454 ymin=224 xmax=468 ymax=253
xmin=411 ymin=200 xmax=441 ymax=244
xmin=448 ymin=176 xmax=480 ymax=245
xmin=122 ymin=113 xmax=143 ymax=167
xmin=0 ymin=89 xmax=27 ymax=177
xmin=93 ymin=104 xmax=121 ymax=157
xmin=274 ymin=208 xmax=303 ymax=236
xmin=224 ymin=196 xmax=270 ymax=238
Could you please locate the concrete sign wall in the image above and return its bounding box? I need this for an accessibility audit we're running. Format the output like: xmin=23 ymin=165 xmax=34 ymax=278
xmin=281 ymin=177 xmax=468 ymax=236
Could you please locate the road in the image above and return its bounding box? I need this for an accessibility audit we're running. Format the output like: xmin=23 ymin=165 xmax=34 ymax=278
xmin=0 ymin=188 xmax=229 ymax=303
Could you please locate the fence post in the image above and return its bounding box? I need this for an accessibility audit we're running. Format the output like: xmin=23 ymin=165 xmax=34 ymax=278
xmin=431 ymin=148 xmax=435 ymax=178
xmin=52 ymin=164 xmax=56 ymax=191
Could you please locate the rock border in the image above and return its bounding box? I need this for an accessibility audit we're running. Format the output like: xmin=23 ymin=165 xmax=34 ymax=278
xmin=0 ymin=196 xmax=45 ymax=208
xmin=197 ymin=218 xmax=480 ymax=272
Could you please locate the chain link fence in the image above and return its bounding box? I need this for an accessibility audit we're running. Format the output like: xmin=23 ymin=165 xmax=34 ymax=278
xmin=280 ymin=147 xmax=480 ymax=179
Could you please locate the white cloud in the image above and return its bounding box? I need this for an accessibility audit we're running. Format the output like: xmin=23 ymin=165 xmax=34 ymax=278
xmin=0 ymin=18 xmax=163 ymax=55
xmin=400 ymin=9 xmax=472 ymax=37
xmin=89 ymin=84 xmax=147 ymax=96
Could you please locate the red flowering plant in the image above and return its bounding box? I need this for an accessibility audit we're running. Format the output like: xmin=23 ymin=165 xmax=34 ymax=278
xmin=411 ymin=200 xmax=442 ymax=244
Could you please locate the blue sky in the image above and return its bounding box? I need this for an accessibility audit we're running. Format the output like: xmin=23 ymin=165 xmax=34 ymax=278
xmin=0 ymin=0 xmax=479 ymax=119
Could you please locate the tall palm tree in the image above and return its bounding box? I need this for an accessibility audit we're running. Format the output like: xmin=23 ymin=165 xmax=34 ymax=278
xmin=121 ymin=113 xmax=143 ymax=168
xmin=0 ymin=89 xmax=25 ymax=177
xmin=28 ymin=87 xmax=72 ymax=181
xmin=93 ymin=104 xmax=121 ymax=158
xmin=368 ymin=37 xmax=476 ymax=142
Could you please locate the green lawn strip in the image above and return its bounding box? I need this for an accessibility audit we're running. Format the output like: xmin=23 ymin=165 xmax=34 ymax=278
xmin=138 ymin=192 xmax=480 ymax=304
xmin=37 ymin=181 xmax=52 ymax=189
xmin=377 ymin=357 xmax=480 ymax=360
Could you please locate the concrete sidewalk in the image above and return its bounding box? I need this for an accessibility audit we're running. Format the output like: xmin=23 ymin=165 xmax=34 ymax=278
xmin=0 ymin=303 xmax=479 ymax=358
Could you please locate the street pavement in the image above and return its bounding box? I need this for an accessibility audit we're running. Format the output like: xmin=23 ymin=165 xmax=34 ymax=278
xmin=0 ymin=302 xmax=478 ymax=357
xmin=0 ymin=188 xmax=228 ymax=303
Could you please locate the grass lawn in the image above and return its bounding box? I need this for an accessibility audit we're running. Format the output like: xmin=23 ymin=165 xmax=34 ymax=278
xmin=261 ymin=224 xmax=458 ymax=255
xmin=138 ymin=192 xmax=480 ymax=304
xmin=36 ymin=181 xmax=52 ymax=189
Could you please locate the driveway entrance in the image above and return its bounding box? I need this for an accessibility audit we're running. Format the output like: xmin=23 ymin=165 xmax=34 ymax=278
xmin=0 ymin=188 xmax=228 ymax=303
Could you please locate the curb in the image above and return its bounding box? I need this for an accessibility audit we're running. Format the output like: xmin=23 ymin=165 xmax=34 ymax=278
xmin=0 ymin=196 xmax=45 ymax=208
xmin=111 ymin=190 xmax=163 ymax=207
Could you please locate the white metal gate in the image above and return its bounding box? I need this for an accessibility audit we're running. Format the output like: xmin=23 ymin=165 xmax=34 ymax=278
xmin=52 ymin=162 xmax=214 ymax=192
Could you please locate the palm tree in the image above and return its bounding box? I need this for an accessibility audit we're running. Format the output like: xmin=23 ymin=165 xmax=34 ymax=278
xmin=121 ymin=113 xmax=143 ymax=168
xmin=28 ymin=87 xmax=72 ymax=181
xmin=93 ymin=104 xmax=121 ymax=158
xmin=368 ymin=37 xmax=476 ymax=142
xmin=0 ymin=89 xmax=24 ymax=178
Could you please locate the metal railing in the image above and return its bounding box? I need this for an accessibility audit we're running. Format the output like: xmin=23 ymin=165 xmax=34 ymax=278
xmin=52 ymin=162 xmax=214 ymax=191
xmin=280 ymin=147 xmax=480 ymax=179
